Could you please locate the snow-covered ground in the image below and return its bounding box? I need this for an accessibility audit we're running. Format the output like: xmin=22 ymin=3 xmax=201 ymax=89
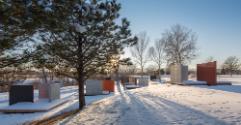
xmin=1 ymin=75 xmax=241 ymax=125
xmin=0 ymin=86 xmax=114 ymax=125
xmin=58 ymin=81 xmax=241 ymax=125
xmin=217 ymin=75 xmax=241 ymax=85
xmin=162 ymin=75 xmax=241 ymax=84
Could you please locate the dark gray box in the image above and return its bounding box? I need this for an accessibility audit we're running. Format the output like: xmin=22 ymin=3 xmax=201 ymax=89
xmin=9 ymin=85 xmax=34 ymax=105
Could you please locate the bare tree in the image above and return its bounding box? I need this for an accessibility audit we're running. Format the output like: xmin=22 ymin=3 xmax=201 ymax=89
xmin=119 ymin=65 xmax=137 ymax=75
xmin=131 ymin=32 xmax=149 ymax=75
xmin=148 ymin=39 xmax=166 ymax=80
xmin=222 ymin=56 xmax=240 ymax=76
xmin=146 ymin=65 xmax=157 ymax=74
xmin=163 ymin=24 xmax=197 ymax=64
xmin=205 ymin=56 xmax=215 ymax=62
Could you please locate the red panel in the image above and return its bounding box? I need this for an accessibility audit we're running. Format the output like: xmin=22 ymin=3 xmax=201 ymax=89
xmin=103 ymin=80 xmax=115 ymax=92
xmin=39 ymin=84 xmax=49 ymax=98
xmin=197 ymin=61 xmax=217 ymax=85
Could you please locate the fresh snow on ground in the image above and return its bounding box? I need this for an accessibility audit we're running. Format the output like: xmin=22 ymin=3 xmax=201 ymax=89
xmin=1 ymin=75 xmax=241 ymax=124
xmin=0 ymin=86 xmax=114 ymax=125
xmin=58 ymin=82 xmax=241 ymax=125
xmin=194 ymin=75 xmax=241 ymax=94
xmin=196 ymin=85 xmax=241 ymax=94
xmin=163 ymin=75 xmax=241 ymax=85
xmin=217 ymin=75 xmax=241 ymax=85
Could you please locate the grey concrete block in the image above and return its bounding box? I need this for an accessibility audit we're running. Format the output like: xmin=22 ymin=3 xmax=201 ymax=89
xmin=39 ymin=82 xmax=60 ymax=101
xmin=138 ymin=77 xmax=149 ymax=86
xmin=170 ymin=64 xmax=188 ymax=84
xmin=85 ymin=80 xmax=103 ymax=95
xmin=48 ymin=83 xmax=60 ymax=101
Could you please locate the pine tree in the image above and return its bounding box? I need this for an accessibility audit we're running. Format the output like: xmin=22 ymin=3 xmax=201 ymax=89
xmin=1 ymin=0 xmax=137 ymax=109
xmin=0 ymin=0 xmax=52 ymax=68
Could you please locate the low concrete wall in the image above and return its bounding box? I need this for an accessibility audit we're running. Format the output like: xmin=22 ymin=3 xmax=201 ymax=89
xmin=85 ymin=80 xmax=103 ymax=95
xmin=128 ymin=75 xmax=150 ymax=86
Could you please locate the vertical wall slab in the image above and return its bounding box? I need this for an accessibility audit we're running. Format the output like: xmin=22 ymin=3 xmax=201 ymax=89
xmin=121 ymin=77 xmax=129 ymax=85
xmin=170 ymin=64 xmax=188 ymax=84
xmin=138 ymin=76 xmax=150 ymax=86
xmin=128 ymin=77 xmax=137 ymax=85
xmin=39 ymin=82 xmax=61 ymax=101
xmin=197 ymin=61 xmax=217 ymax=85
xmin=150 ymin=75 xmax=157 ymax=80
xmin=103 ymin=80 xmax=115 ymax=92
xmin=39 ymin=83 xmax=49 ymax=99
xmin=9 ymin=85 xmax=34 ymax=105
xmin=49 ymin=83 xmax=61 ymax=101
xmin=85 ymin=80 xmax=103 ymax=95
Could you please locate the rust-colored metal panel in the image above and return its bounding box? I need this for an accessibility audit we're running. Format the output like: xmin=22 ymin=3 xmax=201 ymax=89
xmin=103 ymin=80 xmax=115 ymax=92
xmin=197 ymin=61 xmax=217 ymax=85
xmin=39 ymin=84 xmax=49 ymax=99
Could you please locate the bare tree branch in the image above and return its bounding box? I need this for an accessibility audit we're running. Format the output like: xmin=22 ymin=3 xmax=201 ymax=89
xmin=131 ymin=32 xmax=149 ymax=74
xmin=163 ymin=24 xmax=197 ymax=64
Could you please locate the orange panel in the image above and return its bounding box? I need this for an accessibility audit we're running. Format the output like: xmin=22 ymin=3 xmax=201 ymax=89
xmin=103 ymin=80 xmax=115 ymax=92
xmin=197 ymin=61 xmax=217 ymax=85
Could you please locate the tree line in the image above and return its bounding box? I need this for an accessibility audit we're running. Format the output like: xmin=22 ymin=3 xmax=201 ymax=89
xmin=131 ymin=24 xmax=197 ymax=80
xmin=130 ymin=25 xmax=241 ymax=79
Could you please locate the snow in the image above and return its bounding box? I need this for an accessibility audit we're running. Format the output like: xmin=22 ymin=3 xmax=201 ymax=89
xmin=74 ymin=23 xmax=87 ymax=33
xmin=217 ymin=75 xmax=241 ymax=85
xmin=196 ymin=85 xmax=241 ymax=94
xmin=0 ymin=86 xmax=114 ymax=125
xmin=2 ymin=75 xmax=241 ymax=124
xmin=58 ymin=82 xmax=241 ymax=125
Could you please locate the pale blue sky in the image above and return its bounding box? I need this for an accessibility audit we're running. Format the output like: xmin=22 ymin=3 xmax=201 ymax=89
xmin=119 ymin=0 xmax=241 ymax=68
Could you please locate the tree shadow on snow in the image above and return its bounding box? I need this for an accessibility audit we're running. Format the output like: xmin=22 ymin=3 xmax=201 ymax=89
xmin=121 ymin=92 xmax=229 ymax=125
xmin=197 ymin=85 xmax=241 ymax=94
xmin=60 ymin=84 xmax=230 ymax=125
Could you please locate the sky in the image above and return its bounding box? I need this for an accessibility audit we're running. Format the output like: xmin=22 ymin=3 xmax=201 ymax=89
xmin=118 ymin=0 xmax=241 ymax=69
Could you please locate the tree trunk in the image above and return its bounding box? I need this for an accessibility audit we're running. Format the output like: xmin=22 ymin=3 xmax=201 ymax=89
xmin=158 ymin=65 xmax=161 ymax=82
xmin=42 ymin=68 xmax=48 ymax=83
xmin=77 ymin=36 xmax=86 ymax=110
xmin=115 ymin=66 xmax=119 ymax=84
xmin=141 ymin=65 xmax=144 ymax=76
xmin=77 ymin=69 xmax=85 ymax=110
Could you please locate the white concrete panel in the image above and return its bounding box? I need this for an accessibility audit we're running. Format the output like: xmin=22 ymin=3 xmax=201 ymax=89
xmin=85 ymin=80 xmax=103 ymax=95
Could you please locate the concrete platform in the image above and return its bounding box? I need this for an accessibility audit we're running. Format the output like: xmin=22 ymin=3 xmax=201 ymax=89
xmin=125 ymin=85 xmax=140 ymax=89
xmin=170 ymin=80 xmax=232 ymax=86
xmin=217 ymin=81 xmax=232 ymax=85
xmin=0 ymin=98 xmax=69 ymax=113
